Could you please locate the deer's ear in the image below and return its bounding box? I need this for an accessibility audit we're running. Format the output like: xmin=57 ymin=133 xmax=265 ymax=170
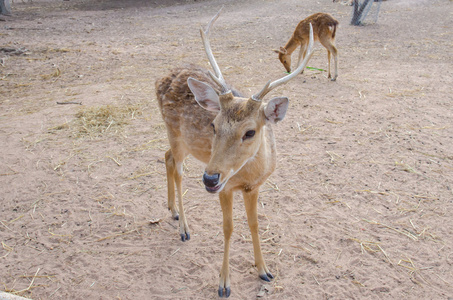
xmin=188 ymin=77 xmax=220 ymax=112
xmin=264 ymin=97 xmax=289 ymax=124
xmin=273 ymin=47 xmax=287 ymax=55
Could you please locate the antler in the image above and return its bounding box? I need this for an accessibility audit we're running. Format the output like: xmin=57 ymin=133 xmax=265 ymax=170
xmin=200 ymin=7 xmax=229 ymax=93
xmin=252 ymin=23 xmax=315 ymax=101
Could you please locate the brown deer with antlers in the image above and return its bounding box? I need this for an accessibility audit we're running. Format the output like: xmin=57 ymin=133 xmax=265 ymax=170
xmin=275 ymin=12 xmax=338 ymax=81
xmin=155 ymin=8 xmax=314 ymax=298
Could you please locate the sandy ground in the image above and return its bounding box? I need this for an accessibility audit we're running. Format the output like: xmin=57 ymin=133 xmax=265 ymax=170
xmin=1 ymin=0 xmax=452 ymax=299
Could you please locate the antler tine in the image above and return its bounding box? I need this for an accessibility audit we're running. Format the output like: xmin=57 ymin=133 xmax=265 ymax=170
xmin=200 ymin=6 xmax=229 ymax=93
xmin=204 ymin=6 xmax=223 ymax=37
xmin=253 ymin=23 xmax=315 ymax=101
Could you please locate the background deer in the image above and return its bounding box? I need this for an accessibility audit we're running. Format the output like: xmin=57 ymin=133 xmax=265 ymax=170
xmin=275 ymin=12 xmax=338 ymax=81
xmin=155 ymin=8 xmax=314 ymax=298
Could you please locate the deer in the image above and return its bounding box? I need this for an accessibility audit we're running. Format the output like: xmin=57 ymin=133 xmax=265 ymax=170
xmin=155 ymin=8 xmax=314 ymax=298
xmin=274 ymin=12 xmax=338 ymax=81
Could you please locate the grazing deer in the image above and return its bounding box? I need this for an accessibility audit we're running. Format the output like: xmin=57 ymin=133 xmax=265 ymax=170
xmin=155 ymin=8 xmax=314 ymax=298
xmin=274 ymin=12 xmax=338 ymax=81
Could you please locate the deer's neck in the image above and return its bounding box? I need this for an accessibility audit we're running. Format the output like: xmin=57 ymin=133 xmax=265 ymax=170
xmin=283 ymin=36 xmax=301 ymax=55
xmin=260 ymin=125 xmax=276 ymax=172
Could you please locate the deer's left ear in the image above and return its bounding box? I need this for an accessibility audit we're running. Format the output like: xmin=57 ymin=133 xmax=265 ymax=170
xmin=264 ymin=97 xmax=289 ymax=124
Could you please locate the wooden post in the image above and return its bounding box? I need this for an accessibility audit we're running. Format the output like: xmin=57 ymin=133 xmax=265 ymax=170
xmin=0 ymin=0 xmax=12 ymax=16
xmin=350 ymin=0 xmax=373 ymax=25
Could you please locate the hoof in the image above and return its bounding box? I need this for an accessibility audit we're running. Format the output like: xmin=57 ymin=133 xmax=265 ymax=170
xmin=259 ymin=272 xmax=274 ymax=282
xmin=168 ymin=208 xmax=179 ymax=220
xmin=218 ymin=286 xmax=231 ymax=298
xmin=180 ymin=232 xmax=190 ymax=242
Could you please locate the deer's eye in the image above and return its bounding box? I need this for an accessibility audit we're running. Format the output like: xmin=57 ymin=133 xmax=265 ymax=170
xmin=242 ymin=130 xmax=255 ymax=141
xmin=211 ymin=123 xmax=216 ymax=135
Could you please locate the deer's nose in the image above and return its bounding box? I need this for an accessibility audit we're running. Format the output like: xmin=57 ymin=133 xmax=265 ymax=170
xmin=203 ymin=172 xmax=220 ymax=187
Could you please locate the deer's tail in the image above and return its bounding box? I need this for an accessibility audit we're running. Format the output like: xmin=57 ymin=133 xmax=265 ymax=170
xmin=331 ymin=21 xmax=339 ymax=39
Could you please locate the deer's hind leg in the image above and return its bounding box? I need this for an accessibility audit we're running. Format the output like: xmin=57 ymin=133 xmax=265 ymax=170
xmin=164 ymin=147 xmax=190 ymax=241
xmin=320 ymin=39 xmax=338 ymax=81
xmin=327 ymin=50 xmax=332 ymax=79
xmin=164 ymin=149 xmax=179 ymax=220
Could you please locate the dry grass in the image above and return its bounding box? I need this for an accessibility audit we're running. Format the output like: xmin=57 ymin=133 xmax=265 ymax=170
xmin=72 ymin=105 xmax=142 ymax=138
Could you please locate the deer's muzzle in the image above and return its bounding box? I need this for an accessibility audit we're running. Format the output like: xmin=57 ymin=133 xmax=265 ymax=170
xmin=203 ymin=172 xmax=222 ymax=193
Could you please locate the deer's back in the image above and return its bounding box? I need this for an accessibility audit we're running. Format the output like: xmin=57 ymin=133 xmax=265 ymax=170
xmin=156 ymin=64 xmax=220 ymax=114
xmin=294 ymin=13 xmax=339 ymax=42
xmin=156 ymin=64 xmax=244 ymax=132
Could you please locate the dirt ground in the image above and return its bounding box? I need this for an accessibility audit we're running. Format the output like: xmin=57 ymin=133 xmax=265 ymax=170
xmin=1 ymin=0 xmax=452 ymax=299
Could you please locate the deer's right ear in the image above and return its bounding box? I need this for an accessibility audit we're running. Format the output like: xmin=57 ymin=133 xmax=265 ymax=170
xmin=188 ymin=77 xmax=220 ymax=112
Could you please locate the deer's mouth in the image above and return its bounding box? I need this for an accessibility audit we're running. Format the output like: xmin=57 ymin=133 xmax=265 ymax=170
xmin=205 ymin=181 xmax=225 ymax=194
xmin=203 ymin=171 xmax=228 ymax=194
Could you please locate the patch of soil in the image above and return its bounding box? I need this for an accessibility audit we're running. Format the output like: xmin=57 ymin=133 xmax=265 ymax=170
xmin=1 ymin=0 xmax=452 ymax=299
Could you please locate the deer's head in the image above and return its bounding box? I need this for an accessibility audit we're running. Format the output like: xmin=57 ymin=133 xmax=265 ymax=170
xmin=188 ymin=78 xmax=288 ymax=193
xmin=275 ymin=47 xmax=292 ymax=73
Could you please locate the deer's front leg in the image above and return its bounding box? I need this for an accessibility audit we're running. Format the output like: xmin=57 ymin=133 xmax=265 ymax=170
xmin=243 ymin=189 xmax=274 ymax=281
xmin=218 ymin=190 xmax=233 ymax=298
xmin=296 ymin=43 xmax=308 ymax=74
